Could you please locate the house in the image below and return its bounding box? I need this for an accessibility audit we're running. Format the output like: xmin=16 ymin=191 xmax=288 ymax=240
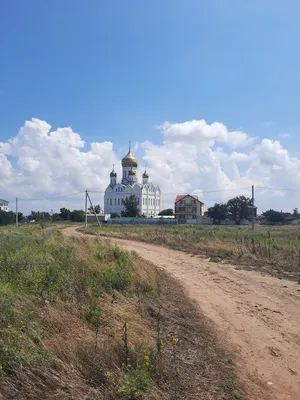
xmin=174 ymin=195 xmax=204 ymax=224
xmin=0 ymin=199 xmax=9 ymax=212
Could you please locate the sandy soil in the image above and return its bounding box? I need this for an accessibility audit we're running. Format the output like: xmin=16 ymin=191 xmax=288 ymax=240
xmin=65 ymin=227 xmax=300 ymax=400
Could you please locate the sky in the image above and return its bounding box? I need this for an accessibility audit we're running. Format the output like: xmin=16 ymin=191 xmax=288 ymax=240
xmin=1 ymin=0 xmax=300 ymax=214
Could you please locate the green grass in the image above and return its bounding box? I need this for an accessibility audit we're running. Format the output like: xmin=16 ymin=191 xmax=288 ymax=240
xmin=0 ymin=225 xmax=246 ymax=399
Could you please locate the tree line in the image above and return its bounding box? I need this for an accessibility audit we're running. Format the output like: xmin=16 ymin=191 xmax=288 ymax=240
xmin=0 ymin=205 xmax=102 ymax=226
xmin=207 ymin=196 xmax=300 ymax=225
xmin=207 ymin=196 xmax=254 ymax=225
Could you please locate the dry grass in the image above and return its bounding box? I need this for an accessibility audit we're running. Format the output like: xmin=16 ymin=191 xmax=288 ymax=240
xmin=84 ymin=224 xmax=300 ymax=280
xmin=0 ymin=228 xmax=245 ymax=399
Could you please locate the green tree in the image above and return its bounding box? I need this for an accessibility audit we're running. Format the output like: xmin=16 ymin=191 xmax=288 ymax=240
xmin=70 ymin=210 xmax=85 ymax=222
xmin=121 ymin=195 xmax=139 ymax=218
xmin=110 ymin=212 xmax=119 ymax=218
xmin=0 ymin=211 xmax=23 ymax=226
xmin=88 ymin=204 xmax=101 ymax=214
xmin=51 ymin=213 xmax=61 ymax=221
xmin=59 ymin=208 xmax=71 ymax=220
xmin=262 ymin=209 xmax=284 ymax=225
xmin=226 ymin=196 xmax=253 ymax=225
xmin=293 ymin=208 xmax=300 ymax=218
xmin=207 ymin=203 xmax=227 ymax=224
xmin=158 ymin=208 xmax=174 ymax=216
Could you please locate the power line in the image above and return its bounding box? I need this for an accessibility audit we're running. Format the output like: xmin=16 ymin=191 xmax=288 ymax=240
xmin=88 ymin=187 xmax=251 ymax=195
xmin=256 ymin=186 xmax=300 ymax=192
xmin=18 ymin=191 xmax=84 ymax=201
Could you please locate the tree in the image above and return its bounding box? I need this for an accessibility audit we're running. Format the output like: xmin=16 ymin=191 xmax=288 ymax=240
xmin=0 ymin=211 xmax=23 ymax=226
xmin=88 ymin=204 xmax=101 ymax=214
xmin=207 ymin=203 xmax=227 ymax=224
xmin=262 ymin=209 xmax=284 ymax=225
xmin=28 ymin=211 xmax=51 ymax=222
xmin=158 ymin=208 xmax=174 ymax=216
xmin=226 ymin=196 xmax=252 ymax=225
xmin=51 ymin=213 xmax=61 ymax=221
xmin=121 ymin=195 xmax=139 ymax=218
xmin=60 ymin=208 xmax=71 ymax=220
xmin=110 ymin=213 xmax=119 ymax=218
xmin=70 ymin=210 xmax=85 ymax=222
xmin=293 ymin=208 xmax=300 ymax=219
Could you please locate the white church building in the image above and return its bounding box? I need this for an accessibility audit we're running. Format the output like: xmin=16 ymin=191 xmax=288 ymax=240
xmin=104 ymin=147 xmax=161 ymax=217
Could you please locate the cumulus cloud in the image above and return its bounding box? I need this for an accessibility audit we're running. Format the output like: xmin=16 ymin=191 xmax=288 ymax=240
xmin=159 ymin=119 xmax=255 ymax=149
xmin=142 ymin=120 xmax=300 ymax=212
xmin=1 ymin=117 xmax=300 ymax=214
xmin=0 ymin=118 xmax=119 ymax=212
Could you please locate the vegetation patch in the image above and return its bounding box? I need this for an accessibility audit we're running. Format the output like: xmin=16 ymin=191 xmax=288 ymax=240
xmin=83 ymin=224 xmax=300 ymax=280
xmin=0 ymin=226 xmax=244 ymax=399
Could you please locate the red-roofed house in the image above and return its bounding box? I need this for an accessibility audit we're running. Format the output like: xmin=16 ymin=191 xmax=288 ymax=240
xmin=174 ymin=194 xmax=204 ymax=223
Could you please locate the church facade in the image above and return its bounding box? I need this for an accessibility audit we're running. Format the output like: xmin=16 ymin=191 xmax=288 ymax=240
xmin=104 ymin=147 xmax=161 ymax=217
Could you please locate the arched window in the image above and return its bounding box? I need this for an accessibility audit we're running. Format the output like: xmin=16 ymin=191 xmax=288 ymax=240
xmin=118 ymin=198 xmax=120 ymax=205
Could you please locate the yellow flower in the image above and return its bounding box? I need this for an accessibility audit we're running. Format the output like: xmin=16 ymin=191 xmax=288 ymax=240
xmin=170 ymin=336 xmax=177 ymax=345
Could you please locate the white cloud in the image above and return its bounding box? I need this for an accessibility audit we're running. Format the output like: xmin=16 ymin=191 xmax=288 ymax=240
xmin=0 ymin=118 xmax=119 ymax=211
xmin=159 ymin=119 xmax=255 ymax=149
xmin=1 ymin=117 xmax=300 ymax=214
xmin=279 ymin=133 xmax=292 ymax=138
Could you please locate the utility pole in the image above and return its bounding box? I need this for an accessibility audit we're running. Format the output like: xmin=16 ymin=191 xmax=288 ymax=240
xmin=251 ymin=185 xmax=255 ymax=232
xmin=86 ymin=191 xmax=101 ymax=227
xmin=16 ymin=197 xmax=18 ymax=227
xmin=85 ymin=190 xmax=88 ymax=227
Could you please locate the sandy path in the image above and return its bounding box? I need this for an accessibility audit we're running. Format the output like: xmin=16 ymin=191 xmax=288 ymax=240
xmin=65 ymin=227 xmax=300 ymax=400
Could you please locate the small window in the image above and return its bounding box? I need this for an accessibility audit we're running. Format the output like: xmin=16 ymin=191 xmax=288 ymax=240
xmin=192 ymin=215 xmax=196 ymax=219
xmin=115 ymin=199 xmax=116 ymax=205
xmin=110 ymin=199 xmax=112 ymax=206
xmin=118 ymin=198 xmax=120 ymax=205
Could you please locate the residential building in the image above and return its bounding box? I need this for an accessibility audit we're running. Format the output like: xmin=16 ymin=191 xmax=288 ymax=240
xmin=0 ymin=199 xmax=9 ymax=212
xmin=104 ymin=146 xmax=161 ymax=217
xmin=174 ymin=195 xmax=204 ymax=223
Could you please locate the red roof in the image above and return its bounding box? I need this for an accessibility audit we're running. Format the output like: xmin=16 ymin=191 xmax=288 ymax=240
xmin=175 ymin=194 xmax=203 ymax=204
xmin=175 ymin=195 xmax=185 ymax=203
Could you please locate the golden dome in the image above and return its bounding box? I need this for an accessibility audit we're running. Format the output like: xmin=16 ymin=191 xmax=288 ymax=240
xmin=142 ymin=169 xmax=149 ymax=178
xmin=121 ymin=148 xmax=138 ymax=167
xmin=128 ymin=168 xmax=136 ymax=176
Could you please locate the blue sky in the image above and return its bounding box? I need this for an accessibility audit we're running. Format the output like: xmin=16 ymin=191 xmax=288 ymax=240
xmin=1 ymin=1 xmax=300 ymax=212
xmin=1 ymin=1 xmax=300 ymax=149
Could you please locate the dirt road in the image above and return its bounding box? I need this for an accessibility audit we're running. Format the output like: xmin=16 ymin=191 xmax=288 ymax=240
xmin=65 ymin=227 xmax=300 ymax=400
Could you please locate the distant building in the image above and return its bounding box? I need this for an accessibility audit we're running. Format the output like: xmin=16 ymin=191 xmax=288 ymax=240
xmin=0 ymin=199 xmax=9 ymax=212
xmin=174 ymin=195 xmax=204 ymax=224
xmin=104 ymin=146 xmax=161 ymax=217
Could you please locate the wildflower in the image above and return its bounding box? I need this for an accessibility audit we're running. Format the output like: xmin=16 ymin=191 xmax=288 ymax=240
xmin=170 ymin=336 xmax=177 ymax=345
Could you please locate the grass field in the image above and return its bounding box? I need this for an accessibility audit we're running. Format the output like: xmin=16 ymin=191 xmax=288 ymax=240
xmin=83 ymin=224 xmax=300 ymax=281
xmin=0 ymin=225 xmax=244 ymax=399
